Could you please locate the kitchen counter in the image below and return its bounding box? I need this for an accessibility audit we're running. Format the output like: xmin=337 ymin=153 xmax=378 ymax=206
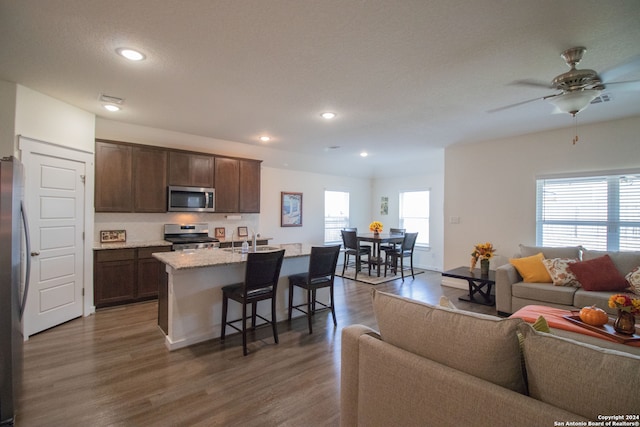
xmin=154 ymin=243 xmax=315 ymax=351
xmin=93 ymin=240 xmax=171 ymax=250
xmin=152 ymin=243 xmax=311 ymax=270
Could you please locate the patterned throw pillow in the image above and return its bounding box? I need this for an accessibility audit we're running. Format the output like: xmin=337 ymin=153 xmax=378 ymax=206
xmin=542 ymin=258 xmax=580 ymax=287
xmin=627 ymin=266 xmax=640 ymax=295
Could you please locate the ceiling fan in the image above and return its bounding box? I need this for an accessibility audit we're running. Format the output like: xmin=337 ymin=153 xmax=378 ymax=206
xmin=490 ymin=47 xmax=640 ymax=116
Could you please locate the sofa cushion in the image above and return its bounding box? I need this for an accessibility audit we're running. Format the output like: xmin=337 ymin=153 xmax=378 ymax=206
xmin=573 ymin=289 xmax=619 ymax=315
xmin=371 ymin=290 xmax=526 ymax=394
xmin=517 ymin=323 xmax=640 ymax=419
xmin=512 ymin=282 xmax=577 ymax=306
xmin=519 ymin=244 xmax=581 ymax=259
xmin=509 ymin=253 xmax=552 ymax=283
xmin=542 ymin=258 xmax=580 ymax=287
xmin=582 ymin=249 xmax=640 ymax=276
xmin=568 ymin=255 xmax=628 ymax=291
xmin=627 ymin=266 xmax=640 ymax=295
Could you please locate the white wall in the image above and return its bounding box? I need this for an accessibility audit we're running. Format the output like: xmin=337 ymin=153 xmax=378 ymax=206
xmin=444 ymin=115 xmax=640 ymax=275
xmin=15 ymin=85 xmax=95 ymax=153
xmin=0 ymin=81 xmax=17 ymax=157
xmin=371 ymin=149 xmax=445 ymax=271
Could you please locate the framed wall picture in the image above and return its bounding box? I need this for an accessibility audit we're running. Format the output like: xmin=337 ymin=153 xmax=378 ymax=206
xmin=100 ymin=230 xmax=126 ymax=243
xmin=215 ymin=227 xmax=225 ymax=239
xmin=281 ymin=192 xmax=303 ymax=227
xmin=237 ymin=226 xmax=249 ymax=237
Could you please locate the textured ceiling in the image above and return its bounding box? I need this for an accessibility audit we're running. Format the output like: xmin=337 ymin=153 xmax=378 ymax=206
xmin=1 ymin=0 xmax=639 ymax=177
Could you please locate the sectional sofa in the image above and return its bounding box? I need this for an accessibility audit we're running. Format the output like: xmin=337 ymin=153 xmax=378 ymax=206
xmin=340 ymin=290 xmax=640 ymax=427
xmin=495 ymin=245 xmax=640 ymax=316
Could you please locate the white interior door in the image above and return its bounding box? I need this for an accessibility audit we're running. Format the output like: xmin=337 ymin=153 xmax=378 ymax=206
xmin=23 ymin=152 xmax=85 ymax=337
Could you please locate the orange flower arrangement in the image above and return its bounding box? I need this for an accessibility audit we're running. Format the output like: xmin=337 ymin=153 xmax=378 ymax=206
xmin=470 ymin=242 xmax=496 ymax=270
xmin=369 ymin=221 xmax=383 ymax=233
xmin=608 ymin=294 xmax=640 ymax=315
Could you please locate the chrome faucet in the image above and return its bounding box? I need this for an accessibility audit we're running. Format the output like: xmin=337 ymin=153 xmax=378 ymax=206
xmin=230 ymin=230 xmax=235 ymax=252
xmin=251 ymin=228 xmax=257 ymax=252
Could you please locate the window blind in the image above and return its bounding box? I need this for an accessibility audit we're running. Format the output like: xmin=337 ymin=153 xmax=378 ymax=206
xmin=536 ymin=173 xmax=640 ymax=251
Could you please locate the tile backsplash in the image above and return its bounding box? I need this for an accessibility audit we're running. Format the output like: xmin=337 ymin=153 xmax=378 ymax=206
xmin=95 ymin=212 xmax=260 ymax=242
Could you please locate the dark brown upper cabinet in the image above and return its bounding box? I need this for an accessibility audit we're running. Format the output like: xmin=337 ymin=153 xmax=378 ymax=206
xmin=133 ymin=146 xmax=167 ymax=213
xmin=95 ymin=139 xmax=260 ymax=213
xmin=168 ymin=151 xmax=214 ymax=188
xmin=214 ymin=157 xmax=240 ymax=212
xmin=239 ymin=159 xmax=261 ymax=213
xmin=95 ymin=140 xmax=168 ymax=213
xmin=95 ymin=141 xmax=133 ymax=212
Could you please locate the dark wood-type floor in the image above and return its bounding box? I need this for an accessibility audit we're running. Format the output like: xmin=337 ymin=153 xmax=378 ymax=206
xmin=17 ymin=270 xmax=496 ymax=426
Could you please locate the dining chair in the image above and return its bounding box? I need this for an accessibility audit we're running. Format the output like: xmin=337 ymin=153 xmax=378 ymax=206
xmin=341 ymin=230 xmax=371 ymax=280
xmin=220 ymin=249 xmax=285 ymax=356
xmin=380 ymin=228 xmax=405 ymax=254
xmin=384 ymin=232 xmax=418 ymax=281
xmin=287 ymin=245 xmax=341 ymax=334
xmin=343 ymin=227 xmax=372 ymax=251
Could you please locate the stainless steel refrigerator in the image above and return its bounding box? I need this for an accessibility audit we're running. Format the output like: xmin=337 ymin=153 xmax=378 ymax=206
xmin=0 ymin=157 xmax=31 ymax=426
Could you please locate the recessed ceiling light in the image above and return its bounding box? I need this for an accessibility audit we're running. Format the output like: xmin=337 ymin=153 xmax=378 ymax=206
xmin=103 ymin=104 xmax=120 ymax=112
xmin=320 ymin=112 xmax=336 ymax=120
xmin=360 ymin=151 xmax=368 ymax=157
xmin=116 ymin=48 xmax=146 ymax=61
xmin=259 ymin=136 xmax=271 ymax=142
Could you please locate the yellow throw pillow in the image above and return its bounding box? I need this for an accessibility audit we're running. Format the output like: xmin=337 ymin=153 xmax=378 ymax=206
xmin=509 ymin=252 xmax=552 ymax=283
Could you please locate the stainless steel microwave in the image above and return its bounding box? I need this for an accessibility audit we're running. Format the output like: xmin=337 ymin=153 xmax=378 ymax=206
xmin=167 ymin=186 xmax=215 ymax=212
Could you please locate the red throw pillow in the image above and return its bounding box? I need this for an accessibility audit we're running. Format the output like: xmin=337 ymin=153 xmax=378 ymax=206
xmin=567 ymin=254 xmax=628 ymax=291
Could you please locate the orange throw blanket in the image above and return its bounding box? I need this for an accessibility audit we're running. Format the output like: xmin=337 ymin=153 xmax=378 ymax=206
xmin=510 ymin=305 xmax=640 ymax=347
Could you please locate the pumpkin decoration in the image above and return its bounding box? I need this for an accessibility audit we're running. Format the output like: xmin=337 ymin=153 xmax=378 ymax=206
xmin=579 ymin=305 xmax=609 ymax=327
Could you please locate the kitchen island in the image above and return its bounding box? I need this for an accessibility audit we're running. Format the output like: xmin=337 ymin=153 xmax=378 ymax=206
xmin=153 ymin=243 xmax=314 ymax=351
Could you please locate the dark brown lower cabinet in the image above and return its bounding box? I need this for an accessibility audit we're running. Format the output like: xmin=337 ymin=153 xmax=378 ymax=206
xmin=94 ymin=246 xmax=170 ymax=308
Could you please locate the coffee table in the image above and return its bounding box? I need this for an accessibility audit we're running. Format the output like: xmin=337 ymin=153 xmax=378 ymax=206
xmin=442 ymin=266 xmax=495 ymax=306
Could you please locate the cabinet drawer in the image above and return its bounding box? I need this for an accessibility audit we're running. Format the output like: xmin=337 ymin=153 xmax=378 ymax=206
xmin=95 ymin=249 xmax=136 ymax=262
xmin=138 ymin=246 xmax=171 ymax=259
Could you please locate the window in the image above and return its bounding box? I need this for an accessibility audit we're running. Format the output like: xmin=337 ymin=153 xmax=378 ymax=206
xmin=325 ymin=191 xmax=350 ymax=244
xmin=536 ymin=172 xmax=640 ymax=251
xmin=399 ymin=190 xmax=429 ymax=246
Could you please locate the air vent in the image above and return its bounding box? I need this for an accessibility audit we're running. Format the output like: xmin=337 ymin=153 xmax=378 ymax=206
xmin=99 ymin=94 xmax=125 ymax=105
xmin=590 ymin=93 xmax=611 ymax=104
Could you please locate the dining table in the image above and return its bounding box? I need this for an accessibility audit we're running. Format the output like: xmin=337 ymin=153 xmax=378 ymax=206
xmin=357 ymin=232 xmax=405 ymax=277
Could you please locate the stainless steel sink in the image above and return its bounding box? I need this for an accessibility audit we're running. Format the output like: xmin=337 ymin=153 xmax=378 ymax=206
xmin=222 ymin=245 xmax=280 ymax=253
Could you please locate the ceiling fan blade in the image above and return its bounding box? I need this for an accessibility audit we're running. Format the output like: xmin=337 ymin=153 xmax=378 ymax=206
xmin=600 ymin=55 xmax=640 ymax=83
xmin=487 ymin=93 xmax=558 ymax=113
xmin=511 ymin=79 xmax=553 ymax=89
xmin=603 ymin=79 xmax=640 ymax=92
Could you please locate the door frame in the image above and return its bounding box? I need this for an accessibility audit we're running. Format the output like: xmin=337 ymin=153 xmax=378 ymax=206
xmin=19 ymin=135 xmax=96 ymax=320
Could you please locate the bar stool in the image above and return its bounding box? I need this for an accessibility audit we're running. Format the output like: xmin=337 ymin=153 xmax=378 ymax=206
xmin=288 ymin=245 xmax=341 ymax=334
xmin=220 ymin=249 xmax=285 ymax=356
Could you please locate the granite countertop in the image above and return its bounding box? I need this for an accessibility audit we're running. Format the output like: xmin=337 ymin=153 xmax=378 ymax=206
xmin=93 ymin=240 xmax=172 ymax=250
xmin=218 ymin=236 xmax=273 ymax=244
xmin=153 ymin=243 xmax=312 ymax=270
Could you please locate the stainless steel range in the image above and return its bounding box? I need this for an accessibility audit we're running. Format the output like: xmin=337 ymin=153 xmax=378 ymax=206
xmin=163 ymin=223 xmax=220 ymax=251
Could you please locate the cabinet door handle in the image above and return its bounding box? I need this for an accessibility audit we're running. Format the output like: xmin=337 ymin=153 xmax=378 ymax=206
xmin=31 ymin=251 xmax=40 ymax=257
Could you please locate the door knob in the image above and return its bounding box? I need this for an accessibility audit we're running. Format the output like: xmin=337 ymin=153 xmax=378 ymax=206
xmin=30 ymin=251 xmax=40 ymax=257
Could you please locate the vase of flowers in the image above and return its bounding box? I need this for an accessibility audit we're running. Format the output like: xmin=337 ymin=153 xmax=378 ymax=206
xmin=608 ymin=294 xmax=639 ymax=335
xmin=470 ymin=242 xmax=496 ymax=275
xmin=369 ymin=221 xmax=383 ymax=235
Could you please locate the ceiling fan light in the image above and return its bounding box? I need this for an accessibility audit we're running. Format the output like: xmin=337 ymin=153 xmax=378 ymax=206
xmin=547 ymin=89 xmax=601 ymax=115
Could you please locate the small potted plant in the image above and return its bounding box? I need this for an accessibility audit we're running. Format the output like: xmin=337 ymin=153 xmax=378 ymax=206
xmin=608 ymin=294 xmax=640 ymax=335
xmin=470 ymin=242 xmax=496 ymax=275
xmin=369 ymin=221 xmax=383 ymax=235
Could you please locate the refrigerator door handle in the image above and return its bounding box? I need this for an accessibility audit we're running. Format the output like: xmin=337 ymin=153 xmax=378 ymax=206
xmin=20 ymin=200 xmax=31 ymax=321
